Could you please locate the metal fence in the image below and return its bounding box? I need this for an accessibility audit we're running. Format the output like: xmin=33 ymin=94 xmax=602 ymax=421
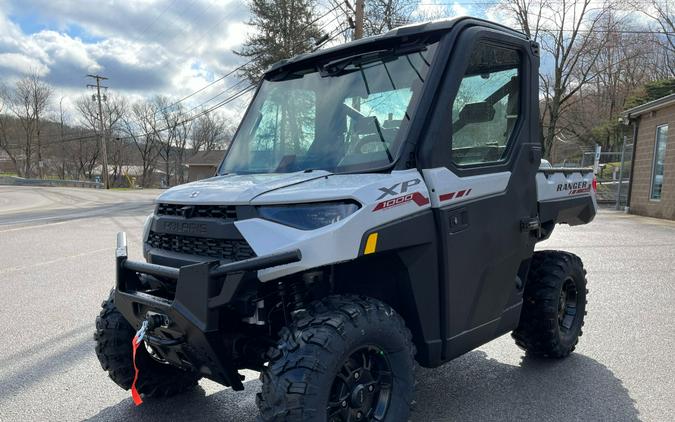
xmin=579 ymin=142 xmax=633 ymax=208
xmin=0 ymin=175 xmax=103 ymax=189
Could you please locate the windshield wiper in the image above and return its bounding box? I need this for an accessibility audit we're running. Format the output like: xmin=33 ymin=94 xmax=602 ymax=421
xmin=321 ymin=50 xmax=396 ymax=76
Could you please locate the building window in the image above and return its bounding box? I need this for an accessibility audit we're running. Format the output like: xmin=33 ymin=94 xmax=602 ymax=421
xmin=651 ymin=124 xmax=668 ymax=200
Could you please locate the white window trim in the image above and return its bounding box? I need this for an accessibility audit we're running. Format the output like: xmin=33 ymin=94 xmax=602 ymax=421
xmin=649 ymin=123 xmax=668 ymax=202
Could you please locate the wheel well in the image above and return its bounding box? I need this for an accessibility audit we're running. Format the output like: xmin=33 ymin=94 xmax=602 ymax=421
xmin=331 ymin=252 xmax=410 ymax=317
xmin=329 ymin=251 xmax=438 ymax=364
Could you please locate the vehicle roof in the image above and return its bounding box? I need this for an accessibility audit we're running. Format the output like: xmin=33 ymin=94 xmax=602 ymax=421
xmin=266 ymin=16 xmax=527 ymax=74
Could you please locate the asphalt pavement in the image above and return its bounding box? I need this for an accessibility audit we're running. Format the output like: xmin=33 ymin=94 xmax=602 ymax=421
xmin=0 ymin=186 xmax=673 ymax=421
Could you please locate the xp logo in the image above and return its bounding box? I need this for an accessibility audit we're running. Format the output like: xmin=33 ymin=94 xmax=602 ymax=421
xmin=189 ymin=191 xmax=200 ymax=198
xmin=376 ymin=178 xmax=421 ymax=200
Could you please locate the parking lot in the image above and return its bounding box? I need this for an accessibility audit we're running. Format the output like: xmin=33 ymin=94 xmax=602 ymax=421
xmin=0 ymin=186 xmax=673 ymax=421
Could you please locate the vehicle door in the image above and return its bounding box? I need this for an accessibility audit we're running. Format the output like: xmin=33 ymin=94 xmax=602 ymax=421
xmin=421 ymin=27 xmax=541 ymax=360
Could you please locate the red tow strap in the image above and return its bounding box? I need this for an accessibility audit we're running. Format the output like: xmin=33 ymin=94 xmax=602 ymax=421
xmin=131 ymin=334 xmax=143 ymax=406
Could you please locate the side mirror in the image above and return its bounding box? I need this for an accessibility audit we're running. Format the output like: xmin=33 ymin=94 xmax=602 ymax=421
xmin=458 ymin=101 xmax=495 ymax=124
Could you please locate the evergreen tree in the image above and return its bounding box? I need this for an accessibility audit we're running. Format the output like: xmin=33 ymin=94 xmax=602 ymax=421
xmin=625 ymin=78 xmax=675 ymax=108
xmin=234 ymin=0 xmax=322 ymax=83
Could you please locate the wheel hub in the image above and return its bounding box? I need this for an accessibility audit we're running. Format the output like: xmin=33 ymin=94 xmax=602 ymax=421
xmin=558 ymin=277 xmax=579 ymax=331
xmin=350 ymin=383 xmax=367 ymax=408
xmin=328 ymin=346 xmax=392 ymax=421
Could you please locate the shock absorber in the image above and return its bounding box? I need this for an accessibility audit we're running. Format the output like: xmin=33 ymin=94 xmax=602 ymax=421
xmin=289 ymin=279 xmax=307 ymax=310
xmin=276 ymin=279 xmax=308 ymax=314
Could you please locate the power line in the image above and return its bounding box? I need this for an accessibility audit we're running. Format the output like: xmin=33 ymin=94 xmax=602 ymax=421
xmin=43 ymin=5 xmax=350 ymax=147
xmin=417 ymin=1 xmax=665 ymax=5
xmin=146 ymin=4 xmax=348 ymax=123
xmin=135 ymin=0 xmax=180 ymax=40
xmin=46 ymin=84 xmax=257 ymax=146
xmin=143 ymin=3 xmax=345 ymax=121
xmin=150 ymin=0 xmax=203 ymax=43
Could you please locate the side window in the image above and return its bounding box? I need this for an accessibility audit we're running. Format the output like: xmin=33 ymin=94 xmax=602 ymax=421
xmin=451 ymin=42 xmax=520 ymax=166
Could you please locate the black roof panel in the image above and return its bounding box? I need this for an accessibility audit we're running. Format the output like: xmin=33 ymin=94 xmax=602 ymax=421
xmin=266 ymin=17 xmax=527 ymax=75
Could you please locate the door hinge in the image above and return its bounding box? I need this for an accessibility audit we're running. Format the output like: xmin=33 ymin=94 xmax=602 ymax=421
xmin=520 ymin=217 xmax=540 ymax=232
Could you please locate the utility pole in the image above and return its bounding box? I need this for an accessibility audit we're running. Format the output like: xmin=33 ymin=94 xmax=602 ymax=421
xmin=87 ymin=74 xmax=109 ymax=189
xmin=346 ymin=0 xmax=365 ymax=111
xmin=345 ymin=0 xmax=365 ymax=40
xmin=354 ymin=0 xmax=364 ymax=40
xmin=59 ymin=97 xmax=66 ymax=180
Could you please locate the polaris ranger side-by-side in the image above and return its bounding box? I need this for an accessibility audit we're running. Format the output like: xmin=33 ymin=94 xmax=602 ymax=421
xmin=95 ymin=17 xmax=597 ymax=421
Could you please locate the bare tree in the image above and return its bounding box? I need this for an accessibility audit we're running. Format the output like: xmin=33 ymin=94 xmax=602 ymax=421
xmin=576 ymin=14 xmax=662 ymax=150
xmin=502 ymin=0 xmax=613 ymax=161
xmin=192 ymin=111 xmax=232 ymax=152
xmin=498 ymin=0 xmax=546 ymax=42
xmin=1 ymin=72 xmax=53 ymax=177
xmin=0 ymin=87 xmax=21 ymax=175
xmin=362 ymin=0 xmax=418 ymax=35
xmin=75 ymin=136 xmax=101 ymax=180
xmin=326 ymin=0 xmax=419 ymax=41
xmin=75 ymin=92 xmax=127 ymax=182
xmin=123 ymin=100 xmax=161 ymax=187
xmin=172 ymin=104 xmax=192 ymax=185
xmin=640 ymin=0 xmax=675 ymax=77
xmin=151 ymin=96 xmax=181 ymax=187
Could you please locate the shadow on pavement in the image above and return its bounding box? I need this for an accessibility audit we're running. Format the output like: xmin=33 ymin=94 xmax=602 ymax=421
xmin=414 ymin=350 xmax=640 ymax=421
xmin=0 ymin=334 xmax=93 ymax=404
xmin=0 ymin=324 xmax=89 ymax=368
xmin=84 ymin=381 xmax=261 ymax=422
xmin=85 ymin=350 xmax=639 ymax=421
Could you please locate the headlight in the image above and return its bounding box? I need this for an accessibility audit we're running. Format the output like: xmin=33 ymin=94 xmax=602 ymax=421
xmin=258 ymin=201 xmax=360 ymax=230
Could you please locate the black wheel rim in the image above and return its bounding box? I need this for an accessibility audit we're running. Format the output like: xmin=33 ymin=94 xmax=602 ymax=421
xmin=558 ymin=277 xmax=579 ymax=331
xmin=327 ymin=346 xmax=393 ymax=421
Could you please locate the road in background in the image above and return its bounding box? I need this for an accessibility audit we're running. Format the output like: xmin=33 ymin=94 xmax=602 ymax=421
xmin=0 ymin=186 xmax=673 ymax=421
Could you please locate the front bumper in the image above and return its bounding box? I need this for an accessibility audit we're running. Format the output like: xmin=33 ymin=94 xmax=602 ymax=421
xmin=113 ymin=232 xmax=301 ymax=390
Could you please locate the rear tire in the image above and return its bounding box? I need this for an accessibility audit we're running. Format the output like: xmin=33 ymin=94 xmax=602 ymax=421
xmin=94 ymin=291 xmax=200 ymax=397
xmin=257 ymin=295 xmax=416 ymax=422
xmin=513 ymin=251 xmax=588 ymax=358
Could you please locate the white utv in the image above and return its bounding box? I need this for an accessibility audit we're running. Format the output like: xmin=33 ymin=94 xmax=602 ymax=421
xmin=95 ymin=17 xmax=597 ymax=421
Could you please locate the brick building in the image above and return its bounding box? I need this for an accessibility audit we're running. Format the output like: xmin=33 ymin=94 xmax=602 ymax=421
xmin=623 ymin=93 xmax=675 ymax=220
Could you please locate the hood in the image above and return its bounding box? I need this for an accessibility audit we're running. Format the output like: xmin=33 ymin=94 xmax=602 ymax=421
xmin=156 ymin=171 xmax=332 ymax=204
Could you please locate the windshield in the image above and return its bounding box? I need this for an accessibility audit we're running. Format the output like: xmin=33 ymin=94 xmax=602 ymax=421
xmin=220 ymin=41 xmax=439 ymax=174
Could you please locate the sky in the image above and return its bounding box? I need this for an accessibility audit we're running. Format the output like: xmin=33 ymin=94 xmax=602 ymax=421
xmin=0 ymin=0 xmax=487 ymax=123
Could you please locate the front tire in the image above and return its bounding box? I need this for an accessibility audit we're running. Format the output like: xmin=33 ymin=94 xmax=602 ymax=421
xmin=94 ymin=292 xmax=200 ymax=397
xmin=513 ymin=251 xmax=588 ymax=358
xmin=257 ymin=295 xmax=415 ymax=421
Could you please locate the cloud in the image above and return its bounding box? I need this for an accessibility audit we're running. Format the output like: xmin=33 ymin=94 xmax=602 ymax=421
xmin=451 ymin=2 xmax=469 ymax=17
xmin=0 ymin=52 xmax=48 ymax=75
xmin=412 ymin=1 xmax=474 ymax=21
xmin=0 ymin=0 xmax=253 ymax=120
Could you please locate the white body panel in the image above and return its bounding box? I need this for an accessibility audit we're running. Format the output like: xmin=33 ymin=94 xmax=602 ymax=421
xmin=156 ymin=171 xmax=332 ymax=205
xmin=153 ymin=165 xmax=595 ymax=282
xmin=421 ymin=167 xmax=511 ymax=208
xmin=536 ymin=170 xmax=597 ymax=205
xmin=237 ymin=169 xmax=430 ymax=281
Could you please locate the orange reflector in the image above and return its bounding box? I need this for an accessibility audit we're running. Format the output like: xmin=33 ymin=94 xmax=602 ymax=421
xmin=364 ymin=233 xmax=378 ymax=255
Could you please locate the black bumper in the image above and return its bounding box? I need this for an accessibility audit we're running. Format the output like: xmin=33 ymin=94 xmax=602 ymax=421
xmin=113 ymin=232 xmax=301 ymax=390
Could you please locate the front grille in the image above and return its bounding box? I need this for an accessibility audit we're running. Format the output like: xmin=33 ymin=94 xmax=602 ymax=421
xmin=147 ymin=231 xmax=256 ymax=261
xmin=157 ymin=203 xmax=237 ymax=220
